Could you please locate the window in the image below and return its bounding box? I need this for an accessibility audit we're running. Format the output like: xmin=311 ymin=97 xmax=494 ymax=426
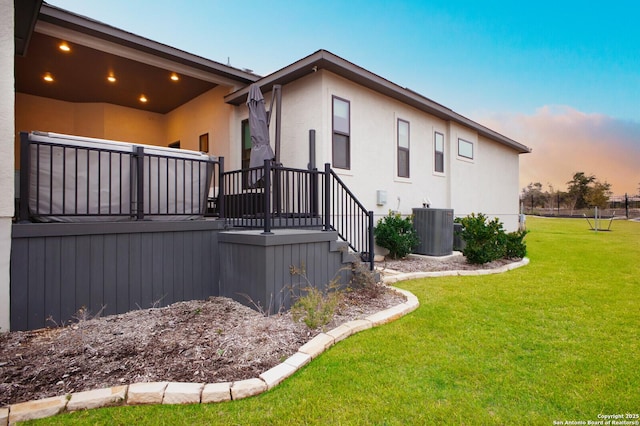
xmin=199 ymin=133 xmax=209 ymax=152
xmin=168 ymin=141 xmax=180 ymax=149
xmin=434 ymin=132 xmax=444 ymax=173
xmin=397 ymin=119 xmax=410 ymax=177
xmin=458 ymin=138 xmax=474 ymax=159
xmin=241 ymin=119 xmax=252 ymax=187
xmin=332 ymin=96 xmax=350 ymax=169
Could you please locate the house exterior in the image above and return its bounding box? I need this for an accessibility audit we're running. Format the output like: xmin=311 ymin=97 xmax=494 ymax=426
xmin=2 ymin=2 xmax=530 ymax=331
xmin=224 ymin=51 xmax=530 ymax=231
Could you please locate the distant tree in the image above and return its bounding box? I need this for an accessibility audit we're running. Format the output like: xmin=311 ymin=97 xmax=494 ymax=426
xmin=567 ymin=172 xmax=596 ymax=210
xmin=584 ymin=181 xmax=612 ymax=209
xmin=521 ymin=182 xmax=547 ymax=210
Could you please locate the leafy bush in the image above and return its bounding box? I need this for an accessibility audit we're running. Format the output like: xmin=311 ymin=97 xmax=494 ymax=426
xmin=505 ymin=230 xmax=529 ymax=259
xmin=374 ymin=211 xmax=420 ymax=259
xmin=455 ymin=213 xmax=527 ymax=264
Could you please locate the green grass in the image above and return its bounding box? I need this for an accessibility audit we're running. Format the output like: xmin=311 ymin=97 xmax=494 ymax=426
xmin=27 ymin=217 xmax=640 ymax=425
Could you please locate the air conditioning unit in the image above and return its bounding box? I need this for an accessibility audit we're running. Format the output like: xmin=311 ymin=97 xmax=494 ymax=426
xmin=412 ymin=208 xmax=454 ymax=256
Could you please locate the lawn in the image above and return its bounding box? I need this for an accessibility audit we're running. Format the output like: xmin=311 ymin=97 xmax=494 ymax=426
xmin=26 ymin=217 xmax=640 ymax=425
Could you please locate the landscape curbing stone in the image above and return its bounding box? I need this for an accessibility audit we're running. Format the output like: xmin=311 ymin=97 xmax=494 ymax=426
xmin=326 ymin=323 xmax=354 ymax=343
xmin=8 ymin=395 xmax=67 ymax=424
xmin=260 ymin=362 xmax=298 ymax=390
xmin=67 ymin=385 xmax=127 ymax=411
xmin=365 ymin=304 xmax=408 ymax=326
xmin=298 ymin=333 xmax=335 ymax=358
xmin=126 ymin=382 xmax=168 ymax=405
xmin=163 ymin=382 xmax=204 ymax=405
xmin=201 ymin=382 xmax=232 ymax=403
xmin=230 ymin=378 xmax=267 ymax=400
xmin=283 ymin=352 xmax=312 ymax=370
xmin=342 ymin=319 xmax=373 ymax=334
xmin=0 ymin=407 xmax=8 ymax=426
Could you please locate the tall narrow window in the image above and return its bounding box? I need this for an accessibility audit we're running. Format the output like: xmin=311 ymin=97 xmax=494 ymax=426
xmin=397 ymin=119 xmax=410 ymax=178
xmin=199 ymin=133 xmax=209 ymax=152
xmin=241 ymin=119 xmax=252 ymax=188
xmin=458 ymin=138 xmax=474 ymax=159
xmin=332 ymin=96 xmax=350 ymax=169
xmin=434 ymin=131 xmax=444 ymax=173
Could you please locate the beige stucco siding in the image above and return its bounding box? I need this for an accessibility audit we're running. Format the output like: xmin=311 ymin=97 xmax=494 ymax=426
xmin=272 ymin=70 xmax=522 ymax=230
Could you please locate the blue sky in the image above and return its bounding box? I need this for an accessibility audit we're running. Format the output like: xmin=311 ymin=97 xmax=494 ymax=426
xmin=48 ymin=0 xmax=640 ymax=195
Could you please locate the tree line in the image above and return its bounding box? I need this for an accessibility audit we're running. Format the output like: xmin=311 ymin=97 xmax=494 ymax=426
xmin=521 ymin=172 xmax=613 ymax=212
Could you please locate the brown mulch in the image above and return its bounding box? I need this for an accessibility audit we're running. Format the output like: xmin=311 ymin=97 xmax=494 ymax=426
xmin=0 ymin=255 xmax=519 ymax=407
xmin=0 ymin=285 xmax=403 ymax=406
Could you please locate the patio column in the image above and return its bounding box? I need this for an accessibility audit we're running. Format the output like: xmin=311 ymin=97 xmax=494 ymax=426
xmin=0 ymin=0 xmax=14 ymax=331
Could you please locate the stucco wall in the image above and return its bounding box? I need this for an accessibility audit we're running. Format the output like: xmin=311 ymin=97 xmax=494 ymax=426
xmin=15 ymin=84 xmax=235 ymax=168
xmin=0 ymin=0 xmax=14 ymax=331
xmin=271 ymin=71 xmax=522 ymax=230
xmin=15 ymin=93 xmax=166 ymax=167
xmin=165 ymin=85 xmax=235 ymax=157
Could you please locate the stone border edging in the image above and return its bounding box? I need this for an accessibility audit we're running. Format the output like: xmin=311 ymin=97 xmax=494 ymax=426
xmin=380 ymin=257 xmax=530 ymax=284
xmin=1 ymin=286 xmax=419 ymax=425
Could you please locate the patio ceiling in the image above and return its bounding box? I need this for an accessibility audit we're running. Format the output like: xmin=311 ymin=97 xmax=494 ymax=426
xmin=15 ymin=3 xmax=259 ymax=115
xmin=16 ymin=32 xmax=217 ymax=114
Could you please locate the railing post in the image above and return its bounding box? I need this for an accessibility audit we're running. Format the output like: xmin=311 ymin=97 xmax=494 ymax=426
xmin=135 ymin=146 xmax=145 ymax=220
xmin=323 ymin=163 xmax=331 ymax=231
xmin=218 ymin=156 xmax=225 ymax=219
xmin=368 ymin=211 xmax=375 ymax=270
xmin=262 ymin=159 xmax=272 ymax=234
xmin=19 ymin=132 xmax=31 ymax=222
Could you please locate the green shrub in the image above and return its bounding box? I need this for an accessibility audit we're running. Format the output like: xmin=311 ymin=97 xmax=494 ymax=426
xmin=374 ymin=211 xmax=420 ymax=259
xmin=455 ymin=213 xmax=511 ymax=264
xmin=505 ymin=230 xmax=529 ymax=259
xmin=291 ymin=285 xmax=342 ymax=330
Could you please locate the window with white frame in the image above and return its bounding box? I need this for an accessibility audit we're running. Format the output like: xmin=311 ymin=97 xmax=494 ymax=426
xmin=434 ymin=131 xmax=444 ymax=173
xmin=458 ymin=138 xmax=474 ymax=160
xmin=332 ymin=96 xmax=350 ymax=169
xmin=397 ymin=119 xmax=410 ymax=177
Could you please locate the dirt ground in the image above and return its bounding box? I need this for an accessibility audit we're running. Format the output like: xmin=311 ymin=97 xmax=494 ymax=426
xmin=0 ymin=255 xmax=517 ymax=406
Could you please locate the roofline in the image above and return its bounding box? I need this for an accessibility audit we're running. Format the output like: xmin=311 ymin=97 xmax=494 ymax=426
xmin=225 ymin=50 xmax=531 ymax=154
xmin=38 ymin=2 xmax=260 ymax=86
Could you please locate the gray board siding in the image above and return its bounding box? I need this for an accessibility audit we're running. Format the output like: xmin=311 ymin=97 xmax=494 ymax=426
xmin=218 ymin=230 xmax=352 ymax=315
xmin=10 ymin=220 xmax=225 ymax=331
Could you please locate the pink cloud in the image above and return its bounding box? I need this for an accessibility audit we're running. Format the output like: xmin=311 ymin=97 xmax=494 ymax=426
xmin=476 ymin=106 xmax=640 ymax=195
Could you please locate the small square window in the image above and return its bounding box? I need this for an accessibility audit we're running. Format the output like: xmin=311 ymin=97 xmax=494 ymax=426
xmin=458 ymin=138 xmax=474 ymax=160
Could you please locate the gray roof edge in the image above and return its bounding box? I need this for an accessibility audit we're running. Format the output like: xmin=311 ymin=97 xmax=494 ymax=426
xmin=39 ymin=2 xmax=260 ymax=84
xmin=225 ymin=49 xmax=531 ymax=154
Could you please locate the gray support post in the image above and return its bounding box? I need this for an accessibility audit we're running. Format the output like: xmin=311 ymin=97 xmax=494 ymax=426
xmin=368 ymin=210 xmax=375 ymax=270
xmin=263 ymin=159 xmax=272 ymax=234
xmin=19 ymin=132 xmax=30 ymax=222
xmin=135 ymin=146 xmax=145 ymax=220
xmin=218 ymin=157 xmax=225 ymax=219
xmin=324 ymin=163 xmax=331 ymax=231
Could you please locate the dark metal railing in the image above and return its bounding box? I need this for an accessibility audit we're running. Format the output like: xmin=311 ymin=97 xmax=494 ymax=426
xmin=221 ymin=161 xmax=374 ymax=269
xmin=18 ymin=132 xmax=220 ymax=222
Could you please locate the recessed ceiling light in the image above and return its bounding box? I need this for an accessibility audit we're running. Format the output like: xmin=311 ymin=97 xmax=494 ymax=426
xmin=139 ymin=94 xmax=148 ymax=103
xmin=107 ymin=74 xmax=116 ymax=83
xmin=59 ymin=42 xmax=70 ymax=52
xmin=43 ymin=72 xmax=54 ymax=82
xmin=170 ymin=73 xmax=179 ymax=81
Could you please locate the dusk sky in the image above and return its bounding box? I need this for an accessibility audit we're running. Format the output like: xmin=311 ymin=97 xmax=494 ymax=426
xmin=48 ymin=0 xmax=640 ymax=195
